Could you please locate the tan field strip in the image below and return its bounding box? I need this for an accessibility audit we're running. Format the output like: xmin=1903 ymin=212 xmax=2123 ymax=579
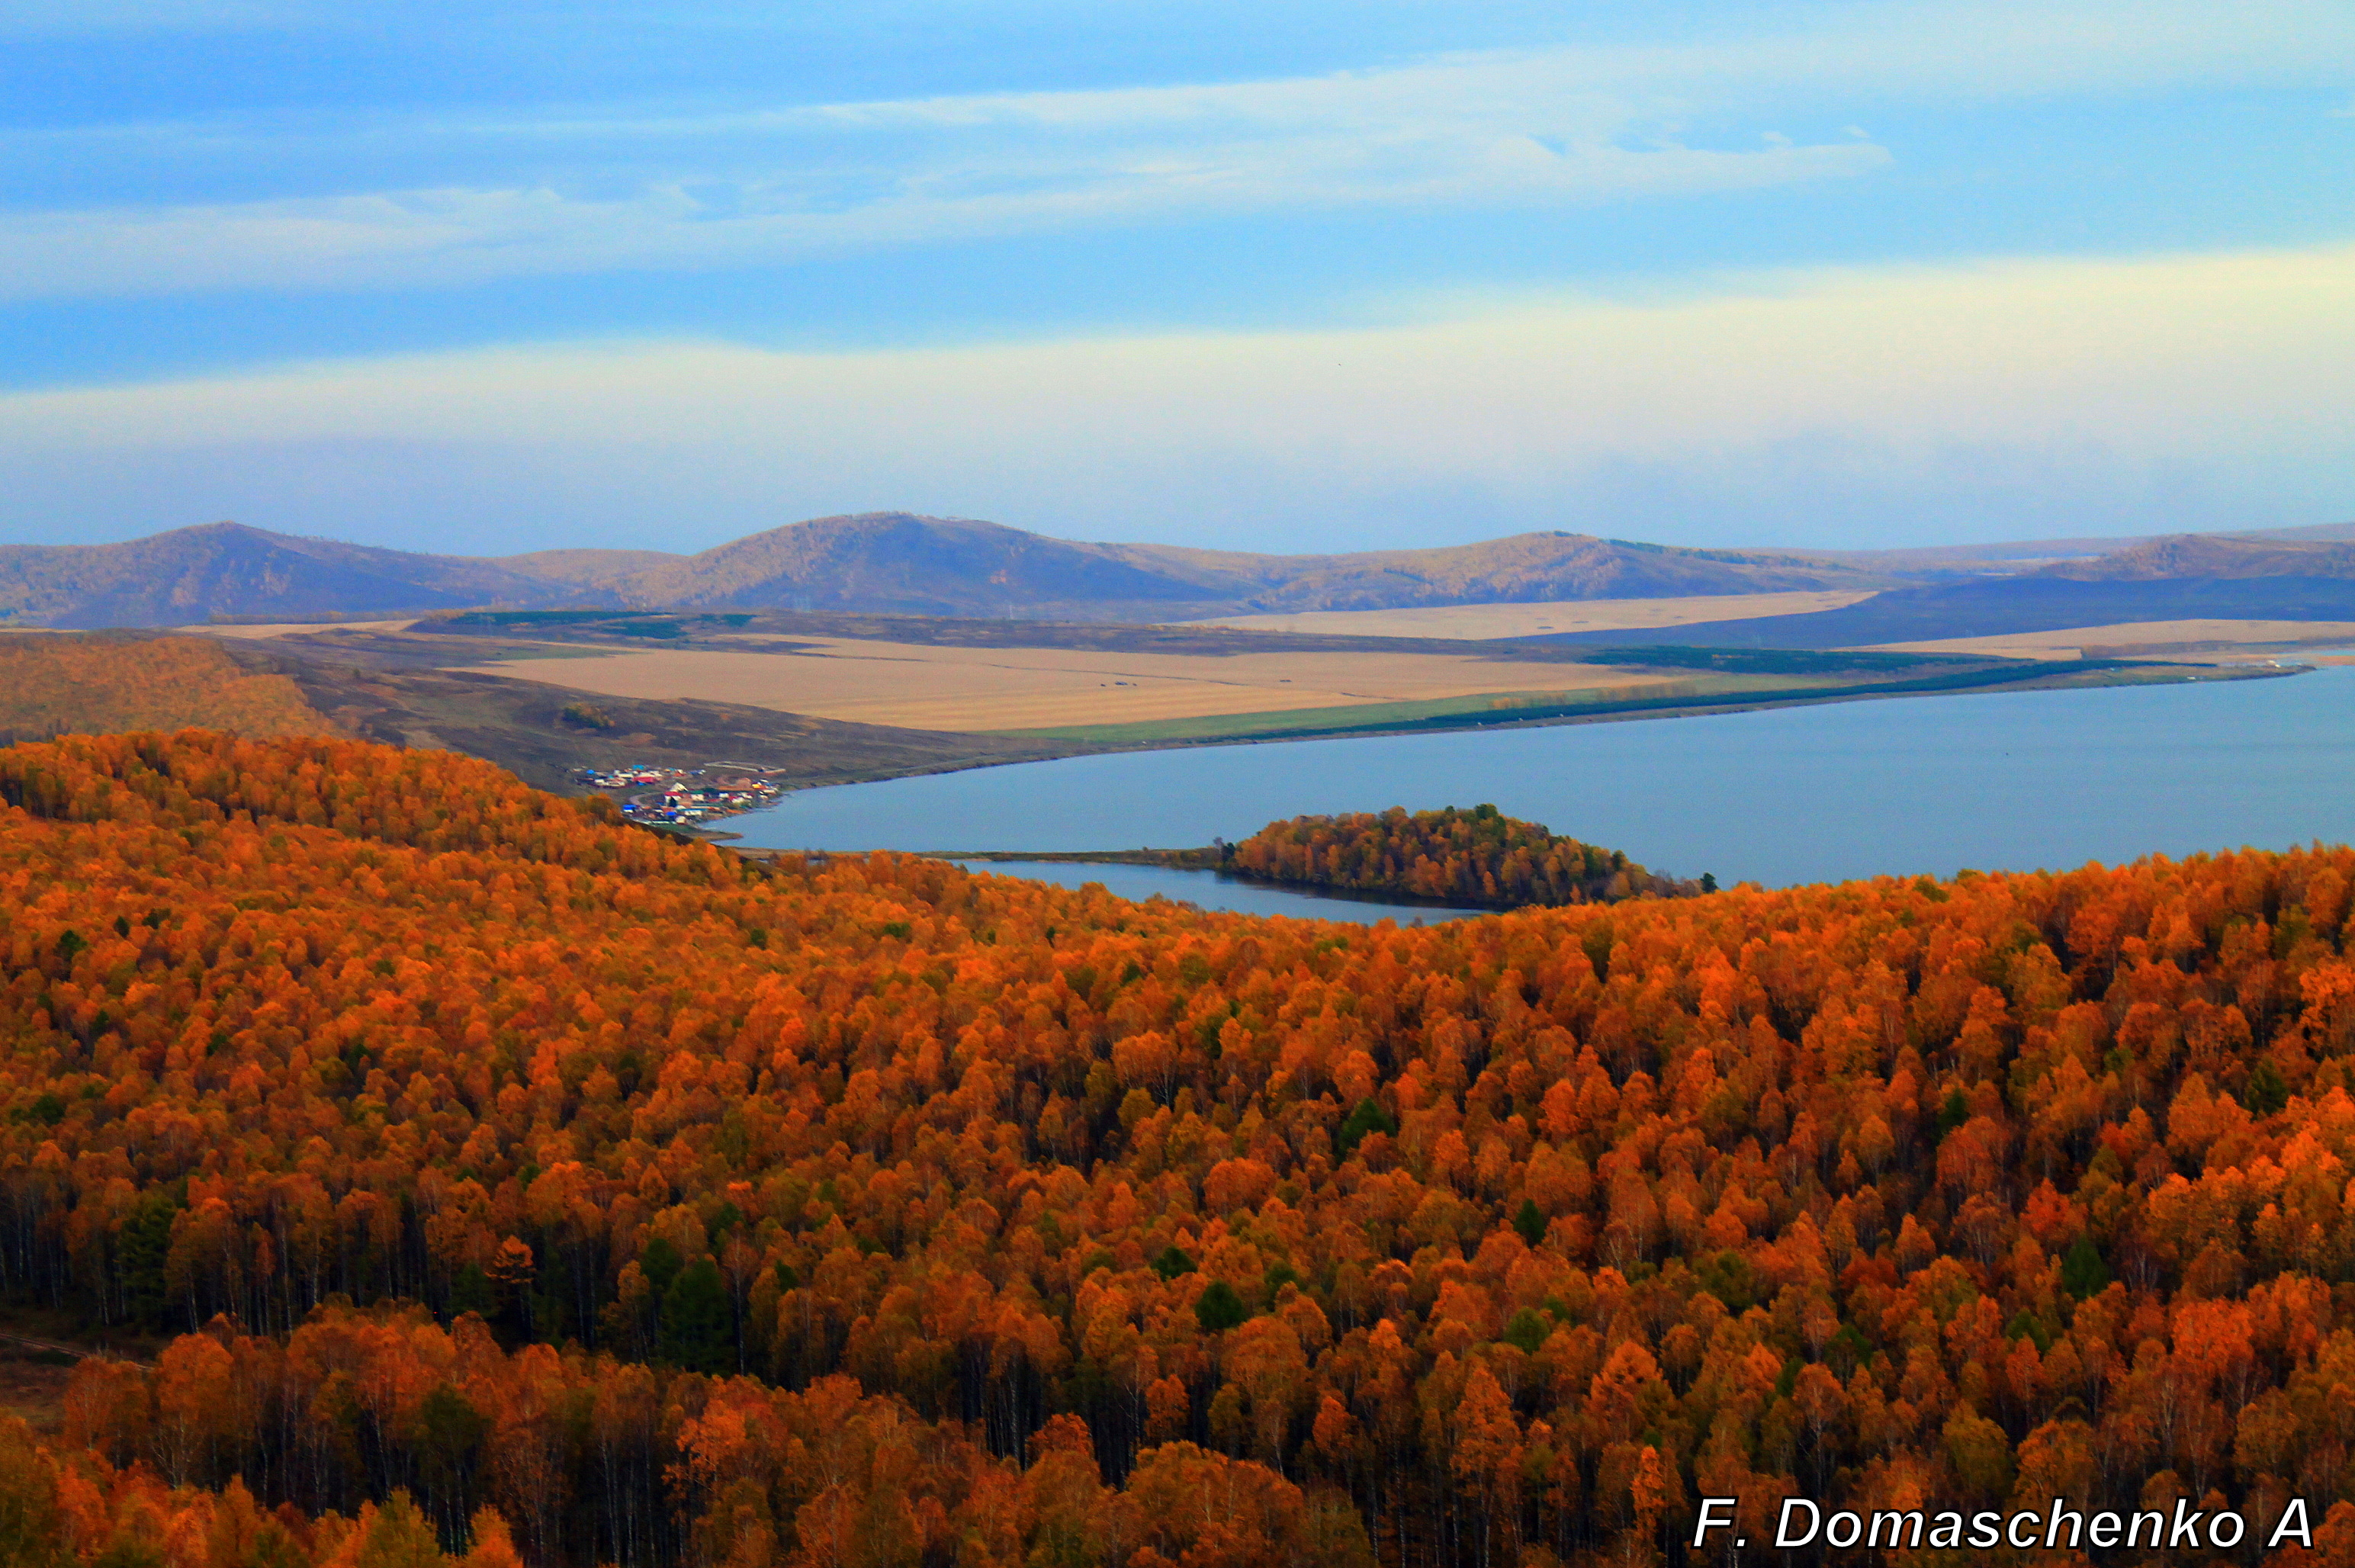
xmin=1858 ymin=619 xmax=2355 ymax=660
xmin=455 ymin=638 xmax=1669 ymax=732
xmin=194 ymin=619 xmax=421 ymax=638
xmin=1191 ymin=591 xmax=1873 ymax=640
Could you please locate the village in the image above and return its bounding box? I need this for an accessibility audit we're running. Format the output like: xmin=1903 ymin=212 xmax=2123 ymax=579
xmin=573 ymin=763 xmax=789 ymax=826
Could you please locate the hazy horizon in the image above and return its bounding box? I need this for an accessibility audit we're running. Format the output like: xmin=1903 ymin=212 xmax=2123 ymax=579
xmin=3 ymin=1 xmax=2349 ymax=557
xmin=27 ymin=508 xmax=2351 ymax=568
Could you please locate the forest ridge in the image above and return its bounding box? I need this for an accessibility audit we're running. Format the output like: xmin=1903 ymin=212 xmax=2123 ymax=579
xmin=0 ymin=734 xmax=2352 ymax=1566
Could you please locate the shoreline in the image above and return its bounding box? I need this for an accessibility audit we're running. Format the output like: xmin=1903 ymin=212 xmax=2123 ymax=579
xmin=695 ymin=657 xmax=2302 ymax=827
xmin=907 ymin=849 xmax=1560 ymax=916
xmin=917 ymin=847 xmax=1226 ymax=867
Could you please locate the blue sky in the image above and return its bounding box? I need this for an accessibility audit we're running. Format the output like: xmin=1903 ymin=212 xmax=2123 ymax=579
xmin=2 ymin=0 xmax=2350 ymax=556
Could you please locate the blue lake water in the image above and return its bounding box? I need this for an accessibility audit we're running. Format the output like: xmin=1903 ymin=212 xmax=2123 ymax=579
xmin=733 ymin=665 xmax=2355 ymax=891
xmin=946 ymin=860 xmax=1492 ymax=924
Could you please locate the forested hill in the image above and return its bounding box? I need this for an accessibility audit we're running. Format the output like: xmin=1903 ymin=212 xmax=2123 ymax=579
xmin=1228 ymin=803 xmax=1695 ymax=906
xmin=2 ymin=733 xmax=2355 ymax=1567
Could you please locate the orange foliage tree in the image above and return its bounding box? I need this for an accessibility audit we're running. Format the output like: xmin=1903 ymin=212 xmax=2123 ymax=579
xmin=0 ymin=731 xmax=2350 ymax=1566
xmin=1229 ymin=805 xmax=1691 ymax=908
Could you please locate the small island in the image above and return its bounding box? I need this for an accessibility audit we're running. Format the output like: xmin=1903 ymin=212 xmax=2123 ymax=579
xmin=1229 ymin=803 xmax=1699 ymax=906
xmin=937 ymin=802 xmax=1706 ymax=908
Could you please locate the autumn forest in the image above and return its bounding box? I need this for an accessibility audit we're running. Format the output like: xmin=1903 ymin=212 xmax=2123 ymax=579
xmin=2 ymin=731 xmax=2355 ymax=1568
xmin=1226 ymin=805 xmax=1694 ymax=908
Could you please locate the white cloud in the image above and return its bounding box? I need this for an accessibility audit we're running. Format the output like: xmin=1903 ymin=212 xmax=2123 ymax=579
xmin=648 ymin=0 xmax=2355 ymax=134
xmin=7 ymin=0 xmax=2350 ymax=302
xmin=0 ymin=130 xmax=1884 ymax=304
xmin=5 ymin=242 xmax=2348 ymax=551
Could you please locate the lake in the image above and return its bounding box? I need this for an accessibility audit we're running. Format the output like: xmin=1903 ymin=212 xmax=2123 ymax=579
xmin=947 ymin=861 xmax=1492 ymax=924
xmin=732 ymin=664 xmax=2355 ymax=892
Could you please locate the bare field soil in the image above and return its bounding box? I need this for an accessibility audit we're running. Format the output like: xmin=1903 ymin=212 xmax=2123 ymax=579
xmin=454 ymin=638 xmax=1681 ymax=733
xmin=268 ymin=662 xmax=1073 ymax=793
xmin=196 ymin=618 xmax=422 ymax=638
xmin=993 ymin=660 xmax=2238 ymax=746
xmin=1859 ymin=619 xmax=2355 ymax=660
xmin=996 ymin=673 xmax=1823 ymax=744
xmin=1192 ymin=591 xmax=1874 ymax=640
xmin=148 ymin=633 xmax=1080 ymax=794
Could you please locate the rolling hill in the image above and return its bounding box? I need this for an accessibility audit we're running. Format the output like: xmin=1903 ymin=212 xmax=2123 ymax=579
xmin=1117 ymin=528 xmax=1888 ymax=609
xmin=543 ymin=513 xmax=1895 ymax=618
xmin=1779 ymin=519 xmax=2355 ymax=577
xmin=0 ymin=520 xmax=602 ymax=628
xmin=0 ymin=631 xmax=334 ymax=741
xmin=492 ymin=545 xmax=683 ymax=590
xmin=21 ymin=513 xmax=2352 ymax=631
xmin=1534 ymin=534 xmax=2355 ymax=648
xmin=603 ymin=512 xmax=1239 ymax=616
xmin=2041 ymin=532 xmax=2355 ymax=581
xmin=5 ymin=514 xmax=1893 ymax=627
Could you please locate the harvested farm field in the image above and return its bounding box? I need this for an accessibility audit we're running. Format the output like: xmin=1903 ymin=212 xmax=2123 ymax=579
xmin=197 ymin=617 xmax=423 ymax=638
xmin=1193 ymin=589 xmax=1873 ymax=640
xmin=1859 ymin=617 xmax=2355 ymax=660
xmin=452 ymin=637 xmax=1682 ymax=733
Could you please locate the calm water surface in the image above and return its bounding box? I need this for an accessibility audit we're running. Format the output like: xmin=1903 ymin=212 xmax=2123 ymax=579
xmin=947 ymin=860 xmax=1492 ymax=924
xmin=734 ymin=666 xmax=2355 ymax=889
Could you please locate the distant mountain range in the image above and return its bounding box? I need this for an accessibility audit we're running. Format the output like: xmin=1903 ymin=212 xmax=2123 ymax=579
xmin=0 ymin=522 xmax=570 ymax=629
xmin=595 ymin=514 xmax=1900 ymax=617
xmin=0 ymin=514 xmax=1896 ymax=628
xmin=2039 ymin=533 xmax=2355 ymax=582
xmin=1535 ymin=535 xmax=2355 ymax=649
xmin=1777 ymin=520 xmax=2355 ymax=576
xmin=7 ymin=513 xmax=2353 ymax=639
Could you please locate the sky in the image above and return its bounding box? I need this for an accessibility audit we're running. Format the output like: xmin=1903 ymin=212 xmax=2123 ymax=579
xmin=1 ymin=0 xmax=2350 ymax=557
